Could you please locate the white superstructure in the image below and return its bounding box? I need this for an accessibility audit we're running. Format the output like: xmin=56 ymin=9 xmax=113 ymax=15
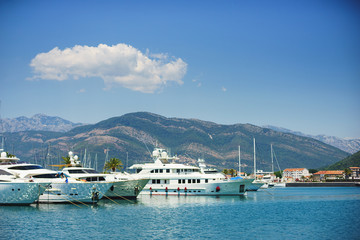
xmin=61 ymin=151 xmax=149 ymax=199
xmin=129 ymin=147 xmax=254 ymax=196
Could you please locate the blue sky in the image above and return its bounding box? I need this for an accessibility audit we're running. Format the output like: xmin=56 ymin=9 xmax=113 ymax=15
xmin=1 ymin=0 xmax=359 ymax=138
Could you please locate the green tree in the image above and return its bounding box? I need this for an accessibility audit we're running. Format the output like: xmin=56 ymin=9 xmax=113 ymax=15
xmin=104 ymin=157 xmax=123 ymax=172
xmin=344 ymin=168 xmax=352 ymax=179
xmin=222 ymin=169 xmax=229 ymax=175
xmin=228 ymin=168 xmax=237 ymax=177
xmin=274 ymin=171 xmax=282 ymax=178
xmin=61 ymin=156 xmax=71 ymax=165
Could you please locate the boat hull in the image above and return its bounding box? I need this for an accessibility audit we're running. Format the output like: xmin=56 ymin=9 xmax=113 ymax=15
xmin=247 ymin=182 xmax=265 ymax=191
xmin=37 ymin=182 xmax=113 ymax=204
xmin=104 ymin=179 xmax=149 ymax=199
xmin=0 ymin=182 xmax=47 ymax=205
xmin=140 ymin=179 xmax=254 ymax=196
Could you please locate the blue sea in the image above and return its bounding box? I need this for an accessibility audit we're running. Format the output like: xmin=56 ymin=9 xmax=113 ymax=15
xmin=1 ymin=187 xmax=359 ymax=240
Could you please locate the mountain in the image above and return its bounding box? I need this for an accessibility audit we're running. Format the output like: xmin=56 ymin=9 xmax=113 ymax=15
xmin=263 ymin=125 xmax=360 ymax=154
xmin=2 ymin=112 xmax=349 ymax=173
xmin=325 ymin=151 xmax=360 ymax=170
xmin=0 ymin=114 xmax=84 ymax=132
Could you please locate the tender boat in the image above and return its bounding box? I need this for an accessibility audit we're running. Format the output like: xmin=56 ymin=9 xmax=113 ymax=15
xmin=0 ymin=151 xmax=112 ymax=204
xmin=0 ymin=169 xmax=50 ymax=205
xmin=61 ymin=151 xmax=149 ymax=199
xmin=129 ymin=147 xmax=254 ymax=196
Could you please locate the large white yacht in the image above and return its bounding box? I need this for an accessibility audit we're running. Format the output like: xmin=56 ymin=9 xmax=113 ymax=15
xmin=61 ymin=152 xmax=149 ymax=199
xmin=129 ymin=147 xmax=254 ymax=196
xmin=0 ymin=151 xmax=112 ymax=204
xmin=0 ymin=169 xmax=50 ymax=205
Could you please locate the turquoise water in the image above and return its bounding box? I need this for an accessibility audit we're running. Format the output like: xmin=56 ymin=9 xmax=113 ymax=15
xmin=1 ymin=187 xmax=359 ymax=240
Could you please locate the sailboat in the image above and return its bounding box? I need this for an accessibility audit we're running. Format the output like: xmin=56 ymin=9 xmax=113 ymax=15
xmin=247 ymin=138 xmax=266 ymax=191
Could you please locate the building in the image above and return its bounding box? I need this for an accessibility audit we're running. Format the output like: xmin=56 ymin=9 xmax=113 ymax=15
xmin=283 ymin=168 xmax=310 ymax=181
xmin=313 ymin=170 xmax=344 ymax=181
xmin=349 ymin=167 xmax=360 ymax=179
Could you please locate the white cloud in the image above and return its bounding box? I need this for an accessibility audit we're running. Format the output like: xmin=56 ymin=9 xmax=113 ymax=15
xmin=222 ymin=87 xmax=227 ymax=92
xmin=29 ymin=43 xmax=187 ymax=93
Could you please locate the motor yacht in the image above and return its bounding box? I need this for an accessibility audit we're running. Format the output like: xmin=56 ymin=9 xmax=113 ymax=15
xmin=61 ymin=152 xmax=149 ymax=199
xmin=129 ymin=147 xmax=254 ymax=196
xmin=0 ymin=151 xmax=112 ymax=204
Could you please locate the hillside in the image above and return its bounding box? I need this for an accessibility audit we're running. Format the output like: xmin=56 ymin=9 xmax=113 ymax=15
xmin=2 ymin=112 xmax=349 ymax=173
xmin=325 ymin=151 xmax=360 ymax=170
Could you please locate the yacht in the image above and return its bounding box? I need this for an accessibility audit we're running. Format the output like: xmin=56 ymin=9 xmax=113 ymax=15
xmin=129 ymin=147 xmax=254 ymax=196
xmin=0 ymin=169 xmax=50 ymax=205
xmin=0 ymin=151 xmax=112 ymax=204
xmin=61 ymin=152 xmax=149 ymax=199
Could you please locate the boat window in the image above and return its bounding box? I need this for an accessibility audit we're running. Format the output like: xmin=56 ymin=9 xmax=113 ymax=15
xmin=98 ymin=177 xmax=105 ymax=181
xmin=197 ymin=179 xmax=200 ymax=183
xmin=152 ymin=179 xmax=156 ymax=184
xmin=205 ymin=179 xmax=208 ymax=183
xmin=178 ymin=179 xmax=181 ymax=184
xmin=8 ymin=165 xmax=43 ymax=170
xmin=136 ymin=169 xmax=141 ymax=173
xmin=85 ymin=177 xmax=99 ymax=181
xmin=177 ymin=169 xmax=180 ymax=173
xmin=182 ymin=179 xmax=185 ymax=184
xmin=239 ymin=185 xmax=245 ymax=193
xmin=150 ymin=170 xmax=154 ymax=173
xmin=33 ymin=174 xmax=58 ymax=178
xmin=155 ymin=169 xmax=159 ymax=173
xmin=192 ymin=179 xmax=196 ymax=183
xmin=188 ymin=179 xmax=191 ymax=184
xmin=166 ymin=169 xmax=170 ymax=173
xmin=68 ymin=169 xmax=86 ymax=174
xmin=156 ymin=179 xmax=160 ymax=184
xmin=159 ymin=169 xmax=163 ymax=173
xmin=84 ymin=169 xmax=99 ymax=173
xmin=164 ymin=180 xmax=168 ymax=184
xmin=0 ymin=169 xmax=12 ymax=175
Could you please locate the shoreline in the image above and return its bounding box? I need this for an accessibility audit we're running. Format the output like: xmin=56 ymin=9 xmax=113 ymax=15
xmin=286 ymin=182 xmax=360 ymax=187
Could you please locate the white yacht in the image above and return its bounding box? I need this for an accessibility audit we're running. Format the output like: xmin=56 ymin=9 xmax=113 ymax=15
xmin=0 ymin=151 xmax=112 ymax=204
xmin=61 ymin=152 xmax=149 ymax=199
xmin=0 ymin=169 xmax=50 ymax=205
xmin=129 ymin=147 xmax=254 ymax=196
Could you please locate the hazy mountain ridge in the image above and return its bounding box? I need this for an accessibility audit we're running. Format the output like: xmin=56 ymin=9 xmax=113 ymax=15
xmin=2 ymin=112 xmax=349 ymax=173
xmin=263 ymin=125 xmax=360 ymax=154
xmin=1 ymin=114 xmax=84 ymax=133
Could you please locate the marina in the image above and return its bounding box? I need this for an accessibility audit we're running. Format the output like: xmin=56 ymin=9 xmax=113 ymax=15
xmin=1 ymin=187 xmax=359 ymax=239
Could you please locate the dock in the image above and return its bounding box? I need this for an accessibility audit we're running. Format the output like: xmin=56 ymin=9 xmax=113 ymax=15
xmin=286 ymin=182 xmax=360 ymax=187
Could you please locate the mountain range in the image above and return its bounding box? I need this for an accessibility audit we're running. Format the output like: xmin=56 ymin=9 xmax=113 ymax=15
xmin=0 ymin=114 xmax=83 ymax=133
xmin=1 ymin=112 xmax=350 ymax=173
xmin=263 ymin=125 xmax=360 ymax=154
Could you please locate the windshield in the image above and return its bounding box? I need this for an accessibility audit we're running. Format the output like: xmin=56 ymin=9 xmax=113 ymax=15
xmin=8 ymin=165 xmax=43 ymax=170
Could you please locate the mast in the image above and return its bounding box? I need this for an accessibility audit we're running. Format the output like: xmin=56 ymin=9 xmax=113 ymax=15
xmin=253 ymin=138 xmax=256 ymax=180
xmin=238 ymin=145 xmax=241 ymax=176
xmin=271 ymin=144 xmax=274 ymax=173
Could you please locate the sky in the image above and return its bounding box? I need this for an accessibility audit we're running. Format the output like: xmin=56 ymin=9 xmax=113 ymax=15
xmin=0 ymin=0 xmax=359 ymax=139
